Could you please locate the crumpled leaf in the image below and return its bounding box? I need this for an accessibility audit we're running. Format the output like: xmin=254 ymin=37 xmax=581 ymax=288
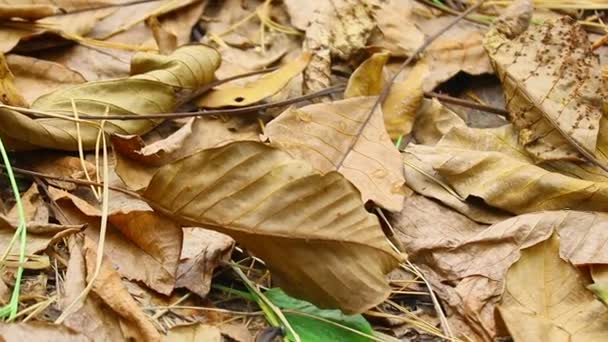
xmin=266 ymin=96 xmax=405 ymax=211
xmin=0 ymin=44 xmax=220 ymax=151
xmin=197 ymin=53 xmax=311 ymax=108
xmin=302 ymin=0 xmax=375 ymax=94
xmin=405 ymin=124 xmax=608 ymax=214
xmin=391 ymin=196 xmax=608 ymax=339
xmin=483 ymin=0 xmax=607 ymax=163
xmin=369 ymin=0 xmax=424 ymax=57
xmin=498 ymin=233 xmax=608 ymax=342
xmin=141 ymin=141 xmax=401 ymax=313
xmin=50 ymin=184 xmax=182 ymax=296
xmin=176 ymin=228 xmax=234 ymax=298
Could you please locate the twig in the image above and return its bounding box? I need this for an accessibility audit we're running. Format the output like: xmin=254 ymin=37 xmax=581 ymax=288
xmin=423 ymin=91 xmax=509 ymax=116
xmin=2 ymin=86 xmax=344 ymax=121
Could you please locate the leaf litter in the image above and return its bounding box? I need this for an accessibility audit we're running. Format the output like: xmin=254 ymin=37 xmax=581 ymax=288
xmin=3 ymin=0 xmax=608 ymax=341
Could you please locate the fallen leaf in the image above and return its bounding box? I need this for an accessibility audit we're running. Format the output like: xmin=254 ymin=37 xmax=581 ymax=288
xmin=498 ymin=233 xmax=608 ymax=342
xmin=0 ymin=44 xmax=220 ymax=151
xmin=61 ymin=235 xmax=126 ymax=342
xmin=50 ymin=184 xmax=182 ymax=296
xmin=369 ymin=0 xmax=424 ymax=57
xmin=344 ymin=52 xmax=389 ymax=98
xmin=176 ymin=228 xmax=234 ymax=298
xmin=141 ymin=141 xmax=401 ymax=313
xmin=0 ymin=3 xmax=59 ymax=20
xmin=0 ymin=53 xmax=27 ymax=106
xmin=484 ymin=1 xmax=606 ymax=163
xmin=83 ymin=238 xmax=161 ymax=342
xmin=197 ymin=53 xmax=310 ymax=108
xmin=266 ymin=96 xmax=405 ymax=211
xmin=164 ymin=324 xmax=221 ymax=342
xmin=7 ymin=54 xmax=86 ymax=105
xmin=0 ymin=322 xmax=89 ymax=341
xmin=411 ymin=98 xmax=467 ymax=146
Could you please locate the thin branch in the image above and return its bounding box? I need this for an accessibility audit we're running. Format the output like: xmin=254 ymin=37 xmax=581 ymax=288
xmin=423 ymin=91 xmax=509 ymax=116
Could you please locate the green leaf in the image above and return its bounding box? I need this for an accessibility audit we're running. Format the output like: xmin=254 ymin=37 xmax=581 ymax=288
xmin=265 ymin=288 xmax=375 ymax=342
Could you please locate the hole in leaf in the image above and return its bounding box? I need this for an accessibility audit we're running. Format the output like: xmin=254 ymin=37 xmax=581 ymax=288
xmin=234 ymin=97 xmax=245 ymax=102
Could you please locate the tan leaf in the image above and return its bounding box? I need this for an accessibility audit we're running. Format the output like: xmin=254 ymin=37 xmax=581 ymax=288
xmin=83 ymin=239 xmax=160 ymax=342
xmin=369 ymin=0 xmax=424 ymax=57
xmin=382 ymin=61 xmax=428 ymax=139
xmin=50 ymin=185 xmax=182 ymax=295
xmin=0 ymin=54 xmax=27 ymax=106
xmin=0 ymin=4 xmax=59 ymax=20
xmin=61 ymin=235 xmax=126 ymax=342
xmin=197 ymin=53 xmax=311 ymax=108
xmin=411 ymin=98 xmax=466 ymax=146
xmin=266 ymin=96 xmax=405 ymax=211
xmin=163 ymin=324 xmax=221 ymax=342
xmin=141 ymin=141 xmax=401 ymax=313
xmin=0 ymin=44 xmax=220 ymax=151
xmin=146 ymin=16 xmax=178 ymax=54
xmin=484 ymin=7 xmax=606 ymax=163
xmin=7 ymin=54 xmax=86 ymax=105
xmin=23 ymin=154 xmax=96 ymax=191
xmin=0 ymin=322 xmax=89 ymax=341
xmin=391 ymin=197 xmax=608 ymax=339
xmin=498 ymin=233 xmax=608 ymax=342
xmin=176 ymin=228 xmax=234 ymax=298
xmin=344 ymin=52 xmax=389 ymax=98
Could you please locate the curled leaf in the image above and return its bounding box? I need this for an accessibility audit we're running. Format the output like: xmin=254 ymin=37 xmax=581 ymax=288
xmin=344 ymin=52 xmax=389 ymax=98
xmin=0 ymin=44 xmax=220 ymax=151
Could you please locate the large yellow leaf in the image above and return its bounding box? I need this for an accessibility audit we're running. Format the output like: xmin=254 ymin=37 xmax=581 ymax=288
xmin=0 ymin=44 xmax=220 ymax=151
xmin=498 ymin=234 xmax=608 ymax=342
xmin=344 ymin=52 xmax=389 ymax=98
xmin=265 ymin=96 xmax=405 ymax=211
xmin=483 ymin=0 xmax=607 ymax=163
xmin=141 ymin=141 xmax=401 ymax=313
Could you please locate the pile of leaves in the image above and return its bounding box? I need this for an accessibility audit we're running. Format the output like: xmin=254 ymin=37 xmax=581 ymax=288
xmin=1 ymin=0 xmax=608 ymax=341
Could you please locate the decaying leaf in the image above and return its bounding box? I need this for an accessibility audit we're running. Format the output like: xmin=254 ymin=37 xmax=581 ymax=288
xmin=50 ymin=185 xmax=182 ymax=296
xmin=369 ymin=0 xmax=424 ymax=57
xmin=0 ymin=44 xmax=220 ymax=151
xmin=141 ymin=141 xmax=401 ymax=313
xmin=176 ymin=228 xmax=234 ymax=298
xmin=197 ymin=53 xmax=311 ymax=108
xmin=498 ymin=234 xmax=608 ymax=342
xmin=266 ymin=96 xmax=405 ymax=211
xmin=0 ymin=53 xmax=27 ymax=106
xmin=484 ymin=0 xmax=607 ymax=163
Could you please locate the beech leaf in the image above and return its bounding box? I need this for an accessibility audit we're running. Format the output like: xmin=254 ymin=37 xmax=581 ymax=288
xmin=141 ymin=141 xmax=401 ymax=313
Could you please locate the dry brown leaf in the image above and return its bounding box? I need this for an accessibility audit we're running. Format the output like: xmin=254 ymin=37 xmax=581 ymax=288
xmin=0 ymin=53 xmax=27 ymax=106
xmin=266 ymin=96 xmax=405 ymax=211
xmin=0 ymin=44 xmax=220 ymax=151
xmin=369 ymin=0 xmax=424 ymax=57
xmin=114 ymin=116 xmax=261 ymax=190
xmin=302 ymin=0 xmax=375 ymax=94
xmin=61 ymin=235 xmax=126 ymax=342
xmin=146 ymin=16 xmax=178 ymax=54
xmin=484 ymin=2 xmax=606 ymax=163
xmin=344 ymin=52 xmax=389 ymax=98
xmin=50 ymin=185 xmax=182 ymax=295
xmin=498 ymin=233 xmax=608 ymax=342
xmin=391 ymin=196 xmax=608 ymax=339
xmin=0 ymin=322 xmax=89 ymax=341
xmin=164 ymin=324 xmax=222 ymax=342
xmin=197 ymin=53 xmax=311 ymax=108
xmin=141 ymin=141 xmax=401 ymax=313
xmin=0 ymin=4 xmax=59 ymax=20
xmin=83 ymin=238 xmax=160 ymax=342
xmin=411 ymin=98 xmax=467 ymax=146
xmin=7 ymin=54 xmax=85 ymax=104
xmin=176 ymin=228 xmax=234 ymax=298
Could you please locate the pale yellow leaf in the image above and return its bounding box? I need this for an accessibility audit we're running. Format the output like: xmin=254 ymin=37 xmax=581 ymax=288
xmin=344 ymin=52 xmax=389 ymax=98
xmin=266 ymin=96 xmax=405 ymax=211
xmin=0 ymin=54 xmax=27 ymax=106
xmin=498 ymin=233 xmax=608 ymax=342
xmin=197 ymin=53 xmax=311 ymax=108
xmin=142 ymin=141 xmax=401 ymax=313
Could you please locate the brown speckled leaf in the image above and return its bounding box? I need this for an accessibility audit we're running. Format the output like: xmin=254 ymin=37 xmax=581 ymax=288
xmin=484 ymin=0 xmax=607 ymax=163
xmin=266 ymin=96 xmax=405 ymax=211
